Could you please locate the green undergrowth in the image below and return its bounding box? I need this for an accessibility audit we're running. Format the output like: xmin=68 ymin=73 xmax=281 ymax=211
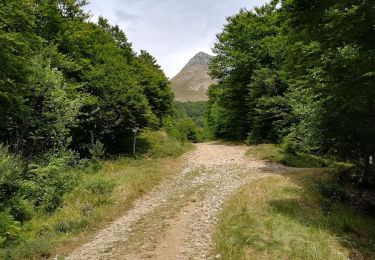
xmin=247 ymin=144 xmax=343 ymax=168
xmin=0 ymin=132 xmax=192 ymax=259
xmin=214 ymin=170 xmax=375 ymax=259
xmin=137 ymin=130 xmax=193 ymax=158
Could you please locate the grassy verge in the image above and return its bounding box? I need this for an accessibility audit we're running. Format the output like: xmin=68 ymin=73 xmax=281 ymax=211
xmin=137 ymin=130 xmax=193 ymax=158
xmin=0 ymin=133 xmax=192 ymax=259
xmin=247 ymin=144 xmax=333 ymax=168
xmin=214 ymin=170 xmax=375 ymax=259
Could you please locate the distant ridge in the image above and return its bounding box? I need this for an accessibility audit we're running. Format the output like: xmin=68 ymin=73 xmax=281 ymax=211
xmin=171 ymin=52 xmax=217 ymax=102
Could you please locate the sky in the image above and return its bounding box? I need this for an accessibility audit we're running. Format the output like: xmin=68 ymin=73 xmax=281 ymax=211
xmin=84 ymin=0 xmax=268 ymax=78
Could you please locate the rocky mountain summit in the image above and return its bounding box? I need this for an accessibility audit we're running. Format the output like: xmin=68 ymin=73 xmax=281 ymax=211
xmin=171 ymin=52 xmax=217 ymax=102
xmin=184 ymin=52 xmax=212 ymax=68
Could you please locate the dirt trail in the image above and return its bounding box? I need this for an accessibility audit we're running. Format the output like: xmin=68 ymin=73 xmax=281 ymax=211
xmin=66 ymin=143 xmax=285 ymax=260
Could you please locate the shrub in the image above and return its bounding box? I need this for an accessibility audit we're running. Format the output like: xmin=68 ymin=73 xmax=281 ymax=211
xmin=7 ymin=197 xmax=34 ymax=223
xmin=0 ymin=145 xmax=28 ymax=245
xmin=23 ymin=149 xmax=81 ymax=213
xmin=54 ymin=219 xmax=88 ymax=233
xmin=10 ymin=238 xmax=53 ymax=259
xmin=0 ymin=211 xmax=21 ymax=247
xmin=174 ymin=101 xmax=207 ymax=128
xmin=163 ymin=117 xmax=202 ymax=143
xmin=137 ymin=130 xmax=190 ymax=158
xmin=0 ymin=145 xmax=24 ymax=207
xmin=282 ymin=132 xmax=299 ymax=154
xmin=248 ymin=96 xmax=293 ymax=144
xmin=88 ymin=140 xmax=106 ymax=160
xmin=85 ymin=177 xmax=116 ymax=196
xmin=88 ymin=139 xmax=105 ymax=171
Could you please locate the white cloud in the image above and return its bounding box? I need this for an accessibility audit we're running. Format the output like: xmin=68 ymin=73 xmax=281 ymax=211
xmin=114 ymin=10 xmax=139 ymax=22
xmin=84 ymin=0 xmax=268 ymax=77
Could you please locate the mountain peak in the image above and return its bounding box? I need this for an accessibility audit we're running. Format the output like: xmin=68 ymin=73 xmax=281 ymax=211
xmin=185 ymin=52 xmax=213 ymax=68
xmin=171 ymin=52 xmax=217 ymax=102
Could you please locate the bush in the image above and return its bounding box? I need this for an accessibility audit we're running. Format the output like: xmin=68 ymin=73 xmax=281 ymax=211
xmin=174 ymin=101 xmax=207 ymax=128
xmin=9 ymin=238 xmax=53 ymax=259
xmin=0 ymin=145 xmax=24 ymax=207
xmin=137 ymin=130 xmax=191 ymax=158
xmin=282 ymin=132 xmax=299 ymax=154
xmin=248 ymin=96 xmax=293 ymax=144
xmin=0 ymin=211 xmax=21 ymax=247
xmin=163 ymin=117 xmax=203 ymax=143
xmin=88 ymin=139 xmax=105 ymax=171
xmin=7 ymin=197 xmax=34 ymax=223
xmin=23 ymin=149 xmax=81 ymax=213
xmin=0 ymin=145 xmax=27 ymax=245
xmin=54 ymin=219 xmax=88 ymax=233
xmin=85 ymin=177 xmax=116 ymax=196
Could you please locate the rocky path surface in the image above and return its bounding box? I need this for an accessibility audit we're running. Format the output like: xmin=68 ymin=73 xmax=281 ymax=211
xmin=66 ymin=143 xmax=285 ymax=260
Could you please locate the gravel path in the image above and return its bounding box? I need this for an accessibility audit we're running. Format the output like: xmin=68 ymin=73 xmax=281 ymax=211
xmin=65 ymin=143 xmax=285 ymax=260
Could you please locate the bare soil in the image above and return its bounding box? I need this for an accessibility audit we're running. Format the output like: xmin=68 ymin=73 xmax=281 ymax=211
xmin=65 ymin=143 xmax=285 ymax=260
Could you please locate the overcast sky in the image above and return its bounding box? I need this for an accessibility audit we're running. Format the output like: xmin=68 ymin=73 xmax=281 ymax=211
xmin=84 ymin=0 xmax=268 ymax=78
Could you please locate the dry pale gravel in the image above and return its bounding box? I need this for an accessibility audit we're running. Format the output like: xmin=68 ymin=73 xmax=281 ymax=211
xmin=65 ymin=143 xmax=286 ymax=260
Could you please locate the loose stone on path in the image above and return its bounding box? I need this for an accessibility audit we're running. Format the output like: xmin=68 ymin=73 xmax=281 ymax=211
xmin=66 ymin=143 xmax=285 ymax=260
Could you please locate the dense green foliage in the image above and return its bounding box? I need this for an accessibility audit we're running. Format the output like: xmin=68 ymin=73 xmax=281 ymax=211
xmin=137 ymin=130 xmax=193 ymax=158
xmin=1 ymin=0 xmax=374 ymax=255
xmin=0 ymin=0 xmax=173 ymax=157
xmin=0 ymin=0 xmax=175 ymax=251
xmin=174 ymin=101 xmax=207 ymax=128
xmin=207 ymin=0 xmax=374 ymax=183
xmin=163 ymin=116 xmax=203 ymax=143
xmin=0 ymin=145 xmax=81 ymax=247
xmin=160 ymin=101 xmax=210 ymax=143
xmin=0 ymin=133 xmax=188 ymax=259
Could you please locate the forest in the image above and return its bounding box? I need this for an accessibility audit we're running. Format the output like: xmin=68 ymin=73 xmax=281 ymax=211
xmin=207 ymin=0 xmax=374 ymax=184
xmin=0 ymin=0 xmax=374 ymax=258
xmin=0 ymin=0 xmax=192 ymax=255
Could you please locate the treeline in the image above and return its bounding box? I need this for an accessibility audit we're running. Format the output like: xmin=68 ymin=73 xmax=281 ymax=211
xmin=164 ymin=101 xmax=210 ymax=143
xmin=174 ymin=101 xmax=207 ymax=128
xmin=0 ymin=0 xmax=176 ymax=247
xmin=0 ymin=0 xmax=173 ymax=158
xmin=207 ymin=0 xmax=374 ymax=183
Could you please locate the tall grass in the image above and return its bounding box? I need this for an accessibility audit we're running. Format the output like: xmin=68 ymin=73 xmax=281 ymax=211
xmin=0 ymin=132 xmax=192 ymax=259
xmin=214 ymin=170 xmax=375 ymax=259
xmin=137 ymin=130 xmax=193 ymax=158
xmin=247 ymin=144 xmax=334 ymax=168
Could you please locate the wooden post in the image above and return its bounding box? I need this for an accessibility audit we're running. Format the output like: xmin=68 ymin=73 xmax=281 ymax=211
xmin=133 ymin=132 xmax=136 ymax=157
xmin=132 ymin=127 xmax=139 ymax=157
